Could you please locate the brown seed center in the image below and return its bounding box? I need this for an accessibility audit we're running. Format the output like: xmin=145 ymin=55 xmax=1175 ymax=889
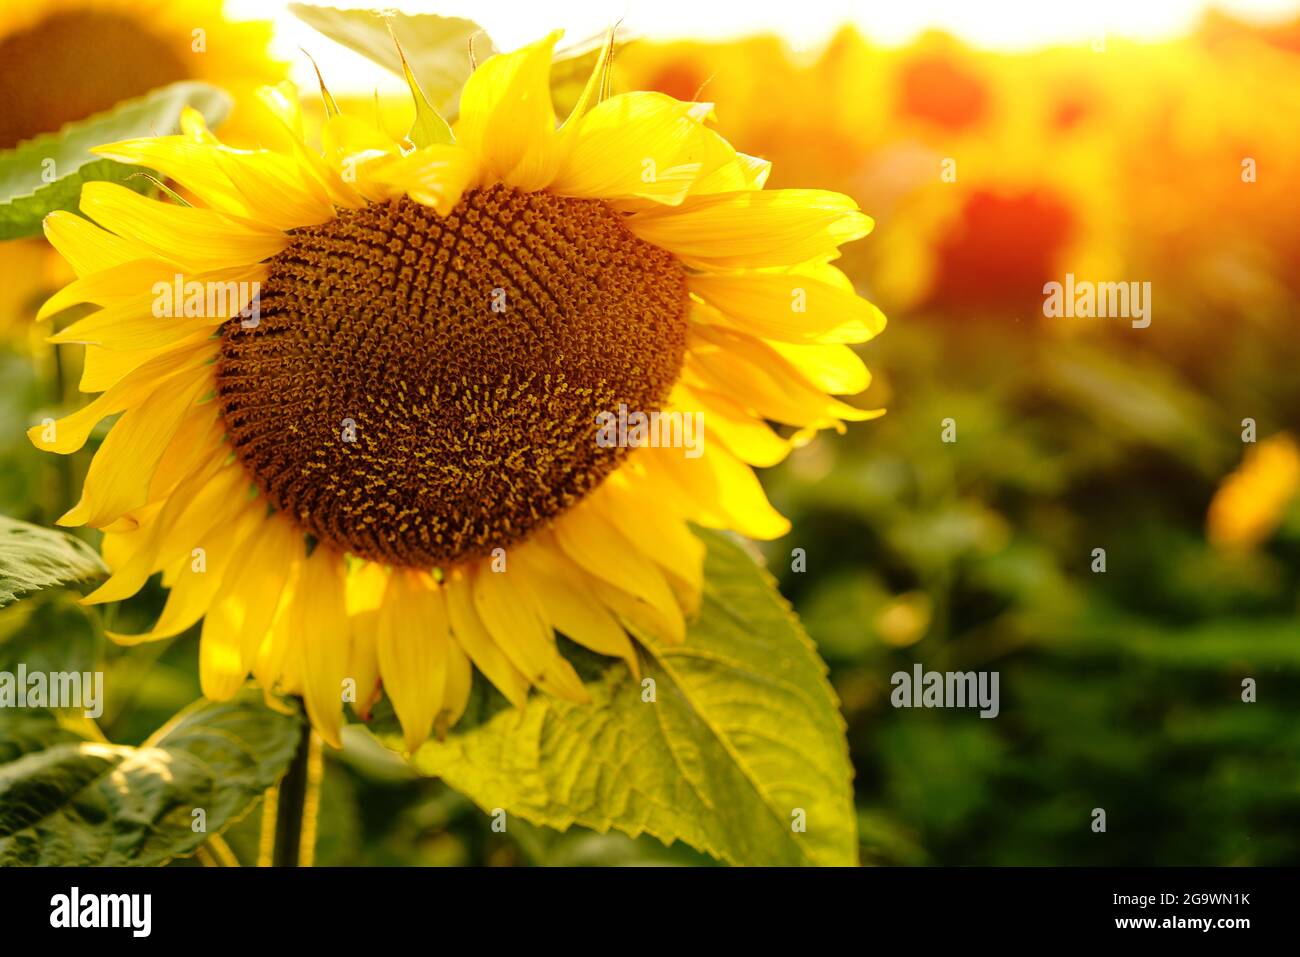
xmin=216 ymin=186 xmax=689 ymax=567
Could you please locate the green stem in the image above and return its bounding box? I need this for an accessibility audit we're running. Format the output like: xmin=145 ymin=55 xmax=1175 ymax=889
xmin=49 ymin=344 xmax=74 ymax=515
xmin=272 ymin=709 xmax=319 ymax=867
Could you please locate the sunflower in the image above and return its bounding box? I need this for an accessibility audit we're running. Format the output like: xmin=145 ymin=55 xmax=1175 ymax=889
xmin=31 ymin=32 xmax=885 ymax=751
xmin=0 ymin=0 xmax=281 ymax=339
xmin=0 ymin=0 xmax=279 ymax=149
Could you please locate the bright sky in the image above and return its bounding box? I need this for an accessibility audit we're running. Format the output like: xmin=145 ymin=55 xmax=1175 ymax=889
xmin=228 ymin=0 xmax=1300 ymax=92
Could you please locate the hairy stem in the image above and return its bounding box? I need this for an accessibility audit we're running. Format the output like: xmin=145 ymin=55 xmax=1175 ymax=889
xmin=269 ymin=710 xmax=321 ymax=867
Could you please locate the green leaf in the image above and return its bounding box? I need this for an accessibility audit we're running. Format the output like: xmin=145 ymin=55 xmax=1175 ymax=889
xmin=0 ymin=710 xmax=82 ymax=766
xmin=0 ymin=591 xmax=99 ymax=675
xmin=289 ymin=5 xmax=495 ymax=117
xmin=397 ymin=529 xmax=858 ymax=866
xmin=0 ymin=692 xmax=303 ymax=866
xmin=0 ymin=80 xmax=232 ymax=239
xmin=390 ymin=25 xmax=454 ymax=148
xmin=0 ymin=515 xmax=107 ymax=608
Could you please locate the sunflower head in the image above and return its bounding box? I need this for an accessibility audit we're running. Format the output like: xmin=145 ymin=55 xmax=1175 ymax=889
xmin=218 ymin=184 xmax=689 ymax=567
xmin=0 ymin=0 xmax=281 ymax=149
xmin=33 ymin=31 xmax=885 ymax=751
xmin=0 ymin=0 xmax=284 ymax=347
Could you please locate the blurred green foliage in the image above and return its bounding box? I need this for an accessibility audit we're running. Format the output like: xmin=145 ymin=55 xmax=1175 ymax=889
xmin=764 ymin=313 xmax=1300 ymax=866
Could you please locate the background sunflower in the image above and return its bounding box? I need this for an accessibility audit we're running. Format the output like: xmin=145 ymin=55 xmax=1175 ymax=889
xmin=0 ymin=0 xmax=283 ymax=347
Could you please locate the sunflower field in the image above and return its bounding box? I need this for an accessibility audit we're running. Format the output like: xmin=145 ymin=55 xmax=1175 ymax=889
xmin=0 ymin=2 xmax=1298 ymax=871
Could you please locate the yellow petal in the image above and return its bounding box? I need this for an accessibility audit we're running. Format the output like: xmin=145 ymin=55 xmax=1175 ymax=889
xmin=689 ymin=270 xmax=886 ymax=344
xmin=468 ymin=560 xmax=588 ymax=702
xmin=109 ymin=501 xmax=261 ymax=645
xmin=552 ymin=92 xmax=714 ymax=205
xmin=589 ymin=473 xmax=704 ymax=613
xmin=582 ymin=575 xmax=682 ymax=648
xmin=49 ymin=264 xmax=264 ymax=348
xmin=27 ymin=340 xmax=212 ymax=454
xmin=296 ymin=547 xmax=351 ymax=748
xmin=79 ymin=331 xmax=215 ymax=393
xmin=99 ymin=502 xmax=161 ymax=571
xmin=320 ymin=114 xmax=403 ymax=203
xmin=59 ymin=371 xmax=212 ymax=528
xmin=163 ymin=108 xmax=335 ymax=230
xmin=321 ymin=113 xmax=400 ymax=160
xmin=43 ymin=210 xmax=151 ymax=277
xmin=102 ymin=403 xmax=219 ymax=536
xmin=178 ymin=106 xmax=219 ymax=144
xmin=142 ymin=403 xmax=223 ymax=509
xmin=444 ymin=570 xmax=532 ymax=709
xmin=79 ymin=182 xmax=287 ymax=270
xmin=769 ymin=340 xmax=872 ymax=395
xmin=649 ymin=443 xmax=792 ymax=541
xmin=456 ymin=31 xmax=562 ymax=190
xmin=200 ymin=514 xmax=302 ymax=700
xmin=557 ymin=28 xmax=613 ymax=134
xmin=552 ymin=503 xmax=685 ymax=643
xmin=257 ymin=82 xmax=305 ymax=142
xmin=514 ymin=540 xmax=640 ymax=676
xmin=685 ymin=327 xmax=881 ymax=427
xmin=366 ymin=144 xmax=479 ymax=216
xmin=377 ymin=571 xmax=449 ymax=752
xmin=629 ymin=189 xmax=872 ymax=268
xmin=735 ymin=153 xmax=772 ymax=189
xmin=216 ymin=149 xmax=336 ymax=229
xmin=92 ymin=136 xmax=254 ymax=220
xmin=38 ymin=258 xmax=175 ymax=321
xmin=690 ymin=147 xmax=772 ymax=195
xmin=345 ymin=561 xmax=389 ymax=719
xmin=257 ymin=84 xmax=365 ymax=209
xmin=676 ymin=383 xmax=792 ymax=467
xmin=81 ymin=453 xmax=238 ymax=604
xmin=49 ymin=297 xmax=213 ymax=350
xmin=252 ymin=566 xmax=303 ymax=697
xmin=440 ymin=639 xmax=473 ymax=735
